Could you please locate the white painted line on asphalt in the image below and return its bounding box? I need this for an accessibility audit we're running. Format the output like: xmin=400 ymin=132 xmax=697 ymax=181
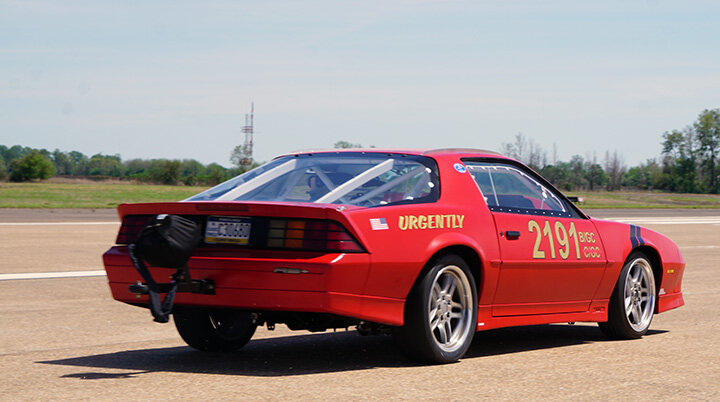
xmin=604 ymin=217 xmax=720 ymax=225
xmin=0 ymin=270 xmax=107 ymax=281
xmin=0 ymin=222 xmax=118 ymax=226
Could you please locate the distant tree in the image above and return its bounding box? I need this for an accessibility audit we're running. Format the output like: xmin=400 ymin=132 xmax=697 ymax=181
xmin=623 ymin=166 xmax=644 ymax=189
xmin=179 ymin=159 xmax=203 ymax=185
xmin=604 ymin=150 xmax=626 ymax=191
xmin=150 ymin=160 xmax=181 ymax=185
xmin=623 ymin=159 xmax=661 ymax=190
xmin=334 ymin=141 xmax=363 ymax=149
xmin=123 ymin=158 xmax=150 ymax=181
xmin=583 ymin=153 xmax=606 ymax=191
xmin=202 ymin=163 xmax=227 ymax=185
xmin=501 ymin=133 xmax=526 ymax=161
xmin=9 ymin=150 xmax=56 ymax=182
xmin=542 ymin=156 xmax=605 ymax=192
xmin=1 ymin=145 xmax=33 ymax=165
xmin=662 ymin=127 xmax=697 ymax=160
xmin=540 ymin=162 xmax=572 ymax=191
xmin=51 ymin=149 xmax=73 ymax=175
xmin=501 ymin=133 xmax=547 ymax=170
xmin=567 ymin=155 xmax=588 ymax=189
xmin=664 ymin=157 xmax=697 ymax=193
xmin=694 ymin=109 xmax=720 ymax=193
xmin=585 ymin=163 xmax=607 ymax=190
xmin=38 ymin=148 xmax=52 ymax=160
xmin=68 ymin=151 xmax=89 ymax=176
xmin=88 ymin=154 xmax=123 ymax=177
xmin=623 ymin=159 xmax=662 ymax=190
xmin=0 ymin=158 xmax=6 ymax=181
xmin=527 ymin=141 xmax=547 ymax=170
xmin=661 ymin=128 xmax=698 ymax=192
xmin=230 ymin=144 xmax=255 ymax=169
xmin=645 ymin=159 xmax=663 ymax=189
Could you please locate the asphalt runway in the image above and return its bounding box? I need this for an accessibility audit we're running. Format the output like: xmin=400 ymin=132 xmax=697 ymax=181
xmin=1 ymin=209 xmax=718 ymax=400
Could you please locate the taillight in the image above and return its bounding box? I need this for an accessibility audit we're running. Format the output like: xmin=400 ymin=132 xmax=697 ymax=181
xmin=267 ymin=219 xmax=364 ymax=252
xmin=116 ymin=215 xmax=154 ymax=244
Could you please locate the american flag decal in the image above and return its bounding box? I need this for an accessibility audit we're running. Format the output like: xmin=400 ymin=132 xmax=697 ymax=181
xmin=370 ymin=218 xmax=389 ymax=230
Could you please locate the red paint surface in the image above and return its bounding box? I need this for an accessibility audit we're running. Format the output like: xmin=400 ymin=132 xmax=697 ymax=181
xmin=103 ymin=149 xmax=684 ymax=329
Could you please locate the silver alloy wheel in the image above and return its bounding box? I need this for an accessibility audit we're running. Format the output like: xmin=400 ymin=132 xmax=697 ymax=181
xmin=427 ymin=265 xmax=473 ymax=353
xmin=624 ymin=258 xmax=656 ymax=332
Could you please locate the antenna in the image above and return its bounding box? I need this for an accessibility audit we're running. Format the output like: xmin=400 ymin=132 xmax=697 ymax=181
xmin=240 ymin=102 xmax=254 ymax=168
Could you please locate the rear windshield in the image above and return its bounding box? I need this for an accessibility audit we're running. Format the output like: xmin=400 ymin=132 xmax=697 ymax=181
xmin=186 ymin=153 xmax=440 ymax=207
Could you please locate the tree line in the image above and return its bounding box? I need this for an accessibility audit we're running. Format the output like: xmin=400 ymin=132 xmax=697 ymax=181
xmin=0 ymin=146 xmax=253 ymax=186
xmin=501 ymin=108 xmax=720 ymax=194
xmin=2 ymin=108 xmax=718 ymax=193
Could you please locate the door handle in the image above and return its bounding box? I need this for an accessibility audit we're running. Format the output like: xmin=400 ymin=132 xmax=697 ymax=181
xmin=505 ymin=231 xmax=521 ymax=240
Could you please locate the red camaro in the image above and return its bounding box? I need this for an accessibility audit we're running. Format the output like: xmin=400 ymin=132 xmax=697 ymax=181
xmin=103 ymin=149 xmax=685 ymax=363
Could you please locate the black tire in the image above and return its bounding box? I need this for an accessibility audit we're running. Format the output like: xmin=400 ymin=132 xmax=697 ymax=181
xmin=599 ymin=251 xmax=656 ymax=339
xmin=393 ymin=254 xmax=478 ymax=364
xmin=173 ymin=307 xmax=257 ymax=352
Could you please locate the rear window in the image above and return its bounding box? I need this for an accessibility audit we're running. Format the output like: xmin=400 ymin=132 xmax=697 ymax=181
xmin=186 ymin=153 xmax=440 ymax=207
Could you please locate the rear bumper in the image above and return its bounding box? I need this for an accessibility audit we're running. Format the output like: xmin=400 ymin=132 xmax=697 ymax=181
xmin=103 ymin=246 xmax=404 ymax=326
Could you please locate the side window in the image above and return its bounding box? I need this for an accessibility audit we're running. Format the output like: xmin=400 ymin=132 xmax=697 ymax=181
xmin=465 ymin=161 xmax=571 ymax=217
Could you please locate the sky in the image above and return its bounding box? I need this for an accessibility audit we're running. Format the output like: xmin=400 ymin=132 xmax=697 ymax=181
xmin=2 ymin=0 xmax=719 ymax=167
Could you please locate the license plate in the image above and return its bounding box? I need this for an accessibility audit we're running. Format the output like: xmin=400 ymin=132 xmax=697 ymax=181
xmin=205 ymin=216 xmax=251 ymax=245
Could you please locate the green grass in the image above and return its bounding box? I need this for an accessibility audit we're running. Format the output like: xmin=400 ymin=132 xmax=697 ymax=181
xmin=571 ymin=190 xmax=720 ymax=209
xmin=0 ymin=181 xmax=208 ymax=208
xmin=2 ymin=180 xmax=720 ymax=209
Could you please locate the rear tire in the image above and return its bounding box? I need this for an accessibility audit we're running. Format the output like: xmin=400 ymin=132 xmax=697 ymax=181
xmin=599 ymin=251 xmax=656 ymax=339
xmin=393 ymin=254 xmax=478 ymax=364
xmin=173 ymin=307 xmax=257 ymax=352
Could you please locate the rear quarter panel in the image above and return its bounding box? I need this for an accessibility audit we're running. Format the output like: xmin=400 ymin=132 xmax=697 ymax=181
xmin=591 ymin=218 xmax=685 ymax=311
xmin=343 ymin=155 xmax=501 ymax=303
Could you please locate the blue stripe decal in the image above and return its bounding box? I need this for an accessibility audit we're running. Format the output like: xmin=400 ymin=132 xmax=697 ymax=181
xmin=630 ymin=225 xmax=639 ymax=248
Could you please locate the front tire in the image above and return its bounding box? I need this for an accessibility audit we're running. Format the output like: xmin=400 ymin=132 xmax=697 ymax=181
xmin=599 ymin=251 xmax=656 ymax=339
xmin=173 ymin=307 xmax=257 ymax=352
xmin=394 ymin=254 xmax=478 ymax=364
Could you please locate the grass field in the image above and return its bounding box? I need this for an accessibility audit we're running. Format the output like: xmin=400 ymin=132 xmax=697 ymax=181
xmin=572 ymin=190 xmax=720 ymax=209
xmin=1 ymin=180 xmax=720 ymax=209
xmin=0 ymin=181 xmax=207 ymax=208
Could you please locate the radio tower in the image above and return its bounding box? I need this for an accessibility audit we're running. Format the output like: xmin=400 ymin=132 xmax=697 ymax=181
xmin=240 ymin=102 xmax=254 ymax=168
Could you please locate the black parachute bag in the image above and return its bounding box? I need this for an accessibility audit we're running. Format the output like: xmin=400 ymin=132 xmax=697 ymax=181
xmin=135 ymin=214 xmax=202 ymax=268
xmin=128 ymin=214 xmax=202 ymax=323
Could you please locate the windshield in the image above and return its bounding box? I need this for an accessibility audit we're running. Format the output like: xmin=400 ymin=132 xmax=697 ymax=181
xmin=186 ymin=153 xmax=440 ymax=207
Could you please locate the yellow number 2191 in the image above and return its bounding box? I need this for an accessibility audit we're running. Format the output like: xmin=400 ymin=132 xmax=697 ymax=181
xmin=528 ymin=220 xmax=582 ymax=260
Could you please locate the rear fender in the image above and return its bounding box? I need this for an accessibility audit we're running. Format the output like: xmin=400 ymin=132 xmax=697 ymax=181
xmin=592 ymin=219 xmax=685 ymax=312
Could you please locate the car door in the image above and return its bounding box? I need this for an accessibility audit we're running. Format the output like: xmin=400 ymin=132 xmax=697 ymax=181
xmin=465 ymin=160 xmax=607 ymax=316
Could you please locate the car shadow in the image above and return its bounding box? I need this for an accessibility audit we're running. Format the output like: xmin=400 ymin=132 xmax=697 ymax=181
xmin=39 ymin=325 xmax=668 ymax=378
xmin=465 ymin=325 xmax=666 ymax=358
